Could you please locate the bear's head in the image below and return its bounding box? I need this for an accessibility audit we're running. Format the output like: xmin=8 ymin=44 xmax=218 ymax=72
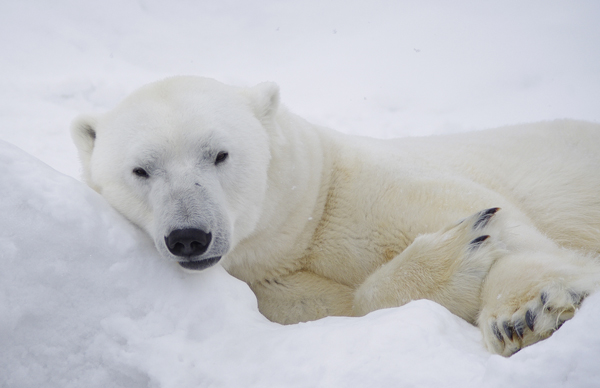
xmin=71 ymin=76 xmax=280 ymax=270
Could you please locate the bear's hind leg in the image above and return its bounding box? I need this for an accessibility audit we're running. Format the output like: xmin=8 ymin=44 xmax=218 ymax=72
xmin=478 ymin=250 xmax=600 ymax=356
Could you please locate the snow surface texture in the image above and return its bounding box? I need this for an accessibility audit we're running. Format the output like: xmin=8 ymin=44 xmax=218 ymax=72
xmin=1 ymin=1 xmax=600 ymax=387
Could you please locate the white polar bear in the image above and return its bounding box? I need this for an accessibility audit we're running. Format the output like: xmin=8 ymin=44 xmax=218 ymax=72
xmin=71 ymin=76 xmax=600 ymax=356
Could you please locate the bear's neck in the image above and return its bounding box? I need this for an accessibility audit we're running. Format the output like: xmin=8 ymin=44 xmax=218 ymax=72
xmin=223 ymin=107 xmax=337 ymax=283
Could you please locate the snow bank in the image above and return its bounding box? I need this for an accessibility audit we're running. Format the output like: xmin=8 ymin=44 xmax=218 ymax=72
xmin=1 ymin=141 xmax=599 ymax=388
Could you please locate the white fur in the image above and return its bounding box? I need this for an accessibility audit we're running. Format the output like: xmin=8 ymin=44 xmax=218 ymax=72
xmin=72 ymin=76 xmax=600 ymax=356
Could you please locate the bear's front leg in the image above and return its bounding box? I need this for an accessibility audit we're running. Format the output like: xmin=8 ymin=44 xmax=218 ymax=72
xmin=478 ymin=249 xmax=600 ymax=356
xmin=250 ymin=270 xmax=355 ymax=324
xmin=354 ymin=208 xmax=503 ymax=324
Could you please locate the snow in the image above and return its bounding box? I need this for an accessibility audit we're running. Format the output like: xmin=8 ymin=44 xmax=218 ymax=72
xmin=1 ymin=1 xmax=599 ymax=387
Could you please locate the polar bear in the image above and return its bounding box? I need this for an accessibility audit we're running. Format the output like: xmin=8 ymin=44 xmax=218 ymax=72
xmin=71 ymin=76 xmax=600 ymax=356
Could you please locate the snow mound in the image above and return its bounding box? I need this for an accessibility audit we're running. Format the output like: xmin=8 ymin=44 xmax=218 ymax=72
xmin=1 ymin=140 xmax=599 ymax=387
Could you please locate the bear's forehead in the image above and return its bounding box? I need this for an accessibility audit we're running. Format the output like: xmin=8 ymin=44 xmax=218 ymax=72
xmin=105 ymin=89 xmax=253 ymax=132
xmin=102 ymin=98 xmax=253 ymax=137
xmin=120 ymin=78 xmax=249 ymax=113
xmin=110 ymin=130 xmax=227 ymax=170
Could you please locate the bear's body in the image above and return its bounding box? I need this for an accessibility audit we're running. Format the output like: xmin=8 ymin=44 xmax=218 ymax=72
xmin=72 ymin=77 xmax=600 ymax=356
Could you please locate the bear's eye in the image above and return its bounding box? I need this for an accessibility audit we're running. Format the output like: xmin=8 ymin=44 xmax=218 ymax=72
xmin=132 ymin=167 xmax=150 ymax=178
xmin=215 ymin=151 xmax=229 ymax=165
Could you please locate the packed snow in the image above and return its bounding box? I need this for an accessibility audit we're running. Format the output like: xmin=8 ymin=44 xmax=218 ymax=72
xmin=1 ymin=1 xmax=600 ymax=387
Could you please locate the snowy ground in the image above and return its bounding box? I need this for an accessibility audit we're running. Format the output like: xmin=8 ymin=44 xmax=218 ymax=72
xmin=1 ymin=1 xmax=600 ymax=387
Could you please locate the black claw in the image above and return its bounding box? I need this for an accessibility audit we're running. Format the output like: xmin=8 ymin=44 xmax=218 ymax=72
xmin=473 ymin=207 xmax=501 ymax=230
xmin=525 ymin=309 xmax=536 ymax=331
xmin=541 ymin=292 xmax=553 ymax=311
xmin=513 ymin=319 xmax=525 ymax=338
xmin=469 ymin=235 xmax=490 ymax=248
xmin=569 ymin=290 xmax=586 ymax=306
xmin=491 ymin=322 xmax=504 ymax=343
xmin=502 ymin=321 xmax=515 ymax=340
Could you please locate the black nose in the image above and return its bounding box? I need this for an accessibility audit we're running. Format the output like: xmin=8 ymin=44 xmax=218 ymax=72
xmin=164 ymin=228 xmax=212 ymax=257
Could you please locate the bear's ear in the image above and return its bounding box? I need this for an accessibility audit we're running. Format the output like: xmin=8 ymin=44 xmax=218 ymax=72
xmin=245 ymin=81 xmax=280 ymax=122
xmin=70 ymin=114 xmax=98 ymax=182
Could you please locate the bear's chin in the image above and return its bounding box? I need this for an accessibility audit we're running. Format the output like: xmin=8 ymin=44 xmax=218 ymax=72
xmin=178 ymin=257 xmax=221 ymax=271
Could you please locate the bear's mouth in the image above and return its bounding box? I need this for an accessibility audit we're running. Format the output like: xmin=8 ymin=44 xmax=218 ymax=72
xmin=178 ymin=257 xmax=221 ymax=271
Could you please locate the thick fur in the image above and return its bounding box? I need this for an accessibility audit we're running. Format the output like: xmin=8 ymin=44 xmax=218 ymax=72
xmin=71 ymin=76 xmax=600 ymax=356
